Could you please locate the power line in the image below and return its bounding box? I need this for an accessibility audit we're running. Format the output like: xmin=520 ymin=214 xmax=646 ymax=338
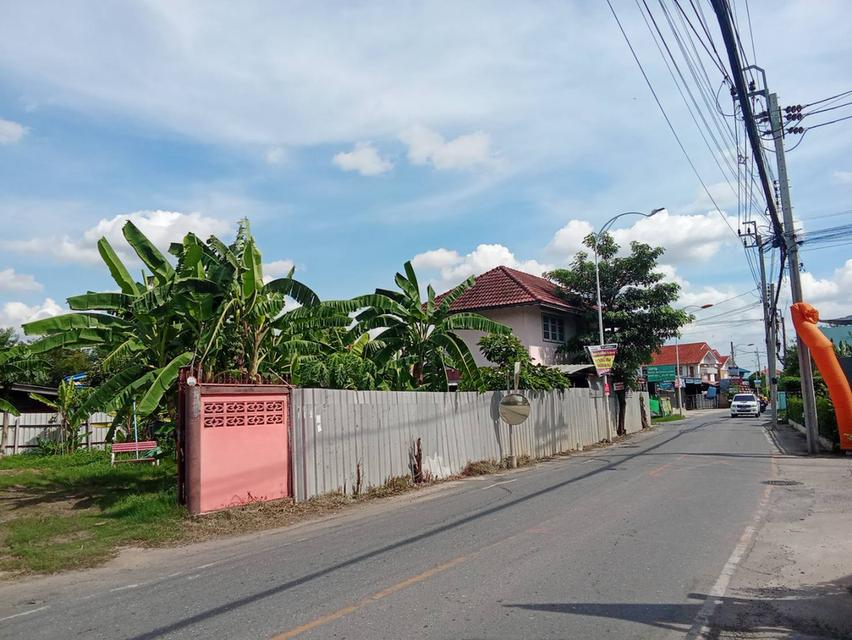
xmin=604 ymin=0 xmax=740 ymax=244
xmin=807 ymin=113 xmax=852 ymax=130
xmin=802 ymin=99 xmax=852 ymax=119
xmin=636 ymin=0 xmax=743 ymax=201
xmin=802 ymin=88 xmax=852 ymax=109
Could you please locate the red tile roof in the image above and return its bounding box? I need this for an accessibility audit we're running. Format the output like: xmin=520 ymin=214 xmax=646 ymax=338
xmin=712 ymin=349 xmax=730 ymax=366
xmin=650 ymin=342 xmax=722 ymax=366
xmin=437 ymin=266 xmax=577 ymax=313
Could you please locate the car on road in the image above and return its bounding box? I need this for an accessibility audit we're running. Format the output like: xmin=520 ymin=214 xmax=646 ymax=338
xmin=730 ymin=393 xmax=761 ymax=418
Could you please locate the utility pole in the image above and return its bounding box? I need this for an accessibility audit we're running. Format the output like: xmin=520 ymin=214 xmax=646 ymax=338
xmin=768 ymin=283 xmax=778 ymax=426
xmin=739 ymin=221 xmax=777 ymax=427
xmin=768 ymin=92 xmax=820 ymax=453
xmin=710 ymin=0 xmax=819 ymax=452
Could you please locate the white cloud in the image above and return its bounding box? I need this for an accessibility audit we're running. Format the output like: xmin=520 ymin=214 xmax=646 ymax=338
xmin=262 ymin=258 xmax=296 ymax=283
xmin=654 ymin=263 xmax=688 ymax=289
xmin=800 ymin=259 xmax=852 ymax=317
xmin=410 ymin=248 xmax=461 ymax=270
xmin=547 ymin=210 xmax=736 ymax=265
xmin=832 ymin=170 xmax=852 ymax=185
xmin=332 ymin=142 xmax=393 ymax=176
xmin=547 ymin=219 xmax=594 ymax=260
xmin=2 ymin=210 xmax=233 ymax=265
xmin=0 ymin=298 xmax=64 ymax=332
xmin=0 ymin=268 xmax=42 ymax=292
xmin=399 ymin=125 xmax=496 ymax=170
xmin=0 ymin=117 xmax=27 ymax=144
xmin=265 ymin=146 xmax=287 ymax=165
xmin=412 ymin=243 xmax=552 ymax=292
xmin=611 ymin=210 xmax=736 ymax=263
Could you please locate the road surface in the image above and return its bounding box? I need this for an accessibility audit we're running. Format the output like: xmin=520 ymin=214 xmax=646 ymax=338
xmin=2 ymin=410 xmax=796 ymax=639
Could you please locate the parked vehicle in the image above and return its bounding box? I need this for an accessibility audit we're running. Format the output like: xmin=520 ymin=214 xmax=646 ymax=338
xmin=730 ymin=393 xmax=760 ymax=418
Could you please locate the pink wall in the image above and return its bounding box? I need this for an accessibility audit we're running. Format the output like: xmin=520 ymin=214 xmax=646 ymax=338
xmin=195 ymin=392 xmax=290 ymax=513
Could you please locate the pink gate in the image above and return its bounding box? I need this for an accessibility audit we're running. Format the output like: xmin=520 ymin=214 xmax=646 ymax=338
xmin=181 ymin=377 xmax=291 ymax=515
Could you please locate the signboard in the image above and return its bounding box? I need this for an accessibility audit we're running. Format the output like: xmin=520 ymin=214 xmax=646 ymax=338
xmin=586 ymin=344 xmax=618 ymax=376
xmin=613 ymin=381 xmax=625 ymax=391
xmin=646 ymin=364 xmax=676 ymax=382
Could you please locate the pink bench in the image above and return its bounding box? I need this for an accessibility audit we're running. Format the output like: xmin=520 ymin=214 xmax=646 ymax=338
xmin=111 ymin=440 xmax=159 ymax=466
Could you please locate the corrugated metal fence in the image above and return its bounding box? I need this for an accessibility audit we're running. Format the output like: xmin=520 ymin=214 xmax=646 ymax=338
xmin=1 ymin=412 xmax=114 ymax=455
xmin=290 ymin=388 xmax=649 ymax=501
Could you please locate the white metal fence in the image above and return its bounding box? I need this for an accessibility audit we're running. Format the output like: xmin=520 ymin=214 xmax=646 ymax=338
xmin=1 ymin=412 xmax=114 ymax=455
xmin=290 ymin=388 xmax=649 ymax=501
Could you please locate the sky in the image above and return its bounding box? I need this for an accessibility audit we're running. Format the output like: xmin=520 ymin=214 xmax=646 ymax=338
xmin=0 ymin=0 xmax=850 ymax=374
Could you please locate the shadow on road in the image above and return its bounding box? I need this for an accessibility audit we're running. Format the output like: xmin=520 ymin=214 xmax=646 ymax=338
xmin=505 ymin=575 xmax=852 ymax=639
xmin=127 ymin=419 xmax=721 ymax=640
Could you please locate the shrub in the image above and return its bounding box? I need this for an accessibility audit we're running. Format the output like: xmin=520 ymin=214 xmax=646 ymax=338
xmin=786 ymin=396 xmax=804 ymax=424
xmin=461 ymin=459 xmax=502 ymax=476
xmin=784 ymin=395 xmax=839 ymax=448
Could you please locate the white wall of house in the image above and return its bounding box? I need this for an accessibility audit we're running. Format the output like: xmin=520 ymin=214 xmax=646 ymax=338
xmin=457 ymin=305 xmax=577 ymax=367
xmin=678 ymin=352 xmax=722 ymax=382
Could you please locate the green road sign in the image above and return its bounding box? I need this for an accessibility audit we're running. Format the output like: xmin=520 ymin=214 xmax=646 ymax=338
xmin=646 ymin=364 xmax=676 ymax=382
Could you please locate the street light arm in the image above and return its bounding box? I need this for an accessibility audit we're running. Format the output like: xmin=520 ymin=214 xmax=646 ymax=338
xmin=596 ymin=208 xmax=665 ymax=238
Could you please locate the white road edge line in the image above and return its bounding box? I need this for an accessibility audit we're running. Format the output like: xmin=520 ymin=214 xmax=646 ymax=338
xmin=685 ymin=422 xmax=778 ymax=639
xmin=109 ymin=583 xmax=140 ymax=592
xmin=0 ymin=605 xmax=49 ymax=622
xmin=478 ymin=479 xmax=518 ymax=491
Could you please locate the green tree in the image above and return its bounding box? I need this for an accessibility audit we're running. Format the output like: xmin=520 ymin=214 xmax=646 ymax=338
xmin=461 ymin=332 xmax=571 ymax=391
xmin=22 ymin=219 xmax=319 ymax=441
xmin=547 ymin=233 xmax=688 ymax=434
xmin=333 ymin=262 xmax=510 ymax=391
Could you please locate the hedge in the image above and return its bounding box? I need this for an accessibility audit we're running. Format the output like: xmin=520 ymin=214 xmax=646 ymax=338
xmin=785 ymin=395 xmax=839 ymax=447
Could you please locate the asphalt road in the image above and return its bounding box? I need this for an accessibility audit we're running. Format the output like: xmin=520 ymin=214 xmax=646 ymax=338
xmin=3 ymin=410 xmax=779 ymax=639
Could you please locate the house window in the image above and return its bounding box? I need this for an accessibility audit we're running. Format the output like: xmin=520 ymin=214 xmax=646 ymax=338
xmin=542 ymin=314 xmax=565 ymax=342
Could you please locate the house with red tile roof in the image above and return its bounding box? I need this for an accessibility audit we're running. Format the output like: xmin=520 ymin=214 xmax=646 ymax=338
xmin=648 ymin=342 xmax=731 ymax=383
xmin=437 ymin=265 xmax=581 ymax=366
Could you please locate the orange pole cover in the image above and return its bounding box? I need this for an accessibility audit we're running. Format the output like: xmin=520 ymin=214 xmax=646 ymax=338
xmin=790 ymin=302 xmax=852 ymax=450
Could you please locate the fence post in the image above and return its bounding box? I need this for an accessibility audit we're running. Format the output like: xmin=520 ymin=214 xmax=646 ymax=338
xmin=85 ymin=418 xmax=91 ymax=449
xmin=12 ymin=417 xmax=19 ymax=455
xmin=1 ymin=412 xmax=8 ymax=456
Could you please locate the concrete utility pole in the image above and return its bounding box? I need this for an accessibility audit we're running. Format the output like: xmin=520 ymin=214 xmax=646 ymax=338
xmin=768 ymin=92 xmax=820 ymax=453
xmin=768 ymin=283 xmax=778 ymax=426
xmin=739 ymin=221 xmax=777 ymax=427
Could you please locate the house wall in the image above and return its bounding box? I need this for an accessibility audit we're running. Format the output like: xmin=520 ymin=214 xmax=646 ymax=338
xmin=457 ymin=305 xmax=577 ymax=367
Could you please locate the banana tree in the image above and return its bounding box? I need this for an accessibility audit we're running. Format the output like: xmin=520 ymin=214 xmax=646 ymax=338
xmin=336 ymin=261 xmax=511 ymax=390
xmin=169 ymin=219 xmax=322 ymax=380
xmin=29 ymin=380 xmax=90 ymax=453
xmin=22 ymin=223 xmax=202 ymax=438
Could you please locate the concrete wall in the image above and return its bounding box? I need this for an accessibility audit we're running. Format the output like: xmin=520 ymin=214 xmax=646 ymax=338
xmin=456 ymin=305 xmax=578 ymax=366
xmin=186 ymin=386 xmax=291 ymax=514
xmin=290 ymin=388 xmax=649 ymax=501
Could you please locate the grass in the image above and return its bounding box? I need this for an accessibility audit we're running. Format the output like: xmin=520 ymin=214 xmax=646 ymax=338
xmin=0 ymin=455 xmax=430 ymax=576
xmin=0 ymin=429 xmax=629 ymax=576
xmin=0 ymin=450 xmax=183 ymax=574
xmin=652 ymin=414 xmax=686 ymax=423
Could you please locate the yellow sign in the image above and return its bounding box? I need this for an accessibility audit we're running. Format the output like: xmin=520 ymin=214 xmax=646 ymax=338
xmin=586 ymin=344 xmax=618 ymax=376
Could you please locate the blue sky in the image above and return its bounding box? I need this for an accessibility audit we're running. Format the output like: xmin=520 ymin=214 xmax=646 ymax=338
xmin=1 ymin=1 xmax=850 ymax=373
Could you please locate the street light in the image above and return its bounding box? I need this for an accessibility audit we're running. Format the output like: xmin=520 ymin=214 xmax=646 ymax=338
xmin=674 ymin=303 xmax=715 ymax=415
xmin=593 ymin=208 xmax=666 ymax=346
